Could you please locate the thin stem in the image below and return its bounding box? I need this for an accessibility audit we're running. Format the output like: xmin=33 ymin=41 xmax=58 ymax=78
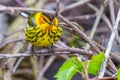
xmin=84 ymin=5 xmax=104 ymax=51
xmin=98 ymin=8 xmax=120 ymax=78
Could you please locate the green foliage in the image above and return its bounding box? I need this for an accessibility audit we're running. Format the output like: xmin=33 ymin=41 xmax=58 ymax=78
xmin=69 ymin=35 xmax=86 ymax=47
xmin=54 ymin=57 xmax=84 ymax=80
xmin=87 ymin=52 xmax=105 ymax=75
xmin=54 ymin=52 xmax=105 ymax=80
xmin=69 ymin=40 xmax=78 ymax=47
xmin=117 ymin=68 xmax=120 ymax=80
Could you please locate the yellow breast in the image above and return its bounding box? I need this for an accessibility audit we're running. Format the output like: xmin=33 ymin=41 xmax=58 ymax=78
xmin=24 ymin=25 xmax=62 ymax=46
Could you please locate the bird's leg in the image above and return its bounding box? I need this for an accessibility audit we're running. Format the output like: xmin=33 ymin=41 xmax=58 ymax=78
xmin=50 ymin=45 xmax=55 ymax=54
xmin=31 ymin=46 xmax=38 ymax=62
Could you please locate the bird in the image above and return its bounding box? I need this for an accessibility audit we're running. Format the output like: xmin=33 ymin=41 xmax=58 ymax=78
xmin=23 ymin=12 xmax=62 ymax=47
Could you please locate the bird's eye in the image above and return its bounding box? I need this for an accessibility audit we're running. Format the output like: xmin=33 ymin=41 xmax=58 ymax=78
xmin=43 ymin=18 xmax=50 ymax=24
xmin=43 ymin=18 xmax=47 ymax=22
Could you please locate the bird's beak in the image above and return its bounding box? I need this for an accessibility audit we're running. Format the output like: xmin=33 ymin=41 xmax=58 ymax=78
xmin=49 ymin=22 xmax=53 ymax=25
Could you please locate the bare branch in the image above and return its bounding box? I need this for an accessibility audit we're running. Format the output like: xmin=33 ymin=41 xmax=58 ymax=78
xmin=60 ymin=0 xmax=91 ymax=13
xmin=0 ymin=5 xmax=55 ymax=15
xmin=0 ymin=47 xmax=93 ymax=59
xmin=0 ymin=37 xmax=25 ymax=48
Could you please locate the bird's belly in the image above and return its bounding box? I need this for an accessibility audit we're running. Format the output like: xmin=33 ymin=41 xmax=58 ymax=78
xmin=33 ymin=35 xmax=54 ymax=46
xmin=24 ymin=27 xmax=62 ymax=47
xmin=26 ymin=33 xmax=59 ymax=47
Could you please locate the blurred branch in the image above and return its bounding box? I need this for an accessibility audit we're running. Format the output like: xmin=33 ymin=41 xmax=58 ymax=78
xmin=109 ymin=0 xmax=115 ymax=25
xmin=37 ymin=55 xmax=56 ymax=80
xmin=0 ymin=37 xmax=25 ymax=48
xmin=55 ymin=0 xmax=60 ymax=16
xmin=60 ymin=0 xmax=91 ymax=13
xmin=15 ymin=0 xmax=26 ymax=7
xmin=4 ymin=42 xmax=23 ymax=80
xmin=84 ymin=5 xmax=104 ymax=51
xmin=4 ymin=28 xmax=24 ymax=37
xmin=0 ymin=4 xmax=55 ymax=15
xmin=12 ymin=44 xmax=32 ymax=73
xmin=67 ymin=13 xmax=97 ymax=20
xmin=109 ymin=0 xmax=120 ymax=46
xmin=1 ymin=1 xmax=51 ymax=16
xmin=37 ymin=55 xmax=44 ymax=80
xmin=0 ymin=47 xmax=93 ymax=59
xmin=87 ymin=3 xmax=113 ymax=30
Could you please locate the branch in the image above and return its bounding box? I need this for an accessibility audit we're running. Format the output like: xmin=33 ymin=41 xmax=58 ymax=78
xmin=0 ymin=37 xmax=25 ymax=48
xmin=84 ymin=5 xmax=104 ymax=51
xmin=0 ymin=47 xmax=93 ymax=59
xmin=60 ymin=0 xmax=91 ymax=13
xmin=0 ymin=4 xmax=55 ymax=15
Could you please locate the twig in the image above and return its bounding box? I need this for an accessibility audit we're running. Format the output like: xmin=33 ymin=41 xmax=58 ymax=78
xmin=37 ymin=55 xmax=56 ymax=80
xmin=109 ymin=0 xmax=120 ymax=46
xmin=4 ymin=42 xmax=24 ymax=80
xmin=60 ymin=0 xmax=91 ymax=13
xmin=89 ymin=5 xmax=104 ymax=40
xmin=0 ymin=37 xmax=25 ymax=48
xmin=87 ymin=3 xmax=113 ymax=31
xmin=67 ymin=13 xmax=96 ymax=20
xmin=109 ymin=0 xmax=115 ymax=25
xmin=4 ymin=28 xmax=24 ymax=37
xmin=15 ymin=0 xmax=26 ymax=7
xmin=4 ymin=65 xmax=11 ymax=80
xmin=30 ymin=54 xmax=39 ymax=79
xmin=37 ymin=55 xmax=44 ymax=80
xmin=98 ymin=8 xmax=120 ymax=78
xmin=0 ymin=47 xmax=93 ymax=59
xmin=0 ymin=4 xmax=55 ymax=15
xmin=84 ymin=5 xmax=104 ymax=51
xmin=12 ymin=56 xmax=24 ymax=73
xmin=55 ymin=0 xmax=60 ymax=17
xmin=13 ymin=44 xmax=32 ymax=73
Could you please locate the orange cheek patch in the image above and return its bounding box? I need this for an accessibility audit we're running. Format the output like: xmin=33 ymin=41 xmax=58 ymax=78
xmin=39 ymin=18 xmax=45 ymax=24
xmin=53 ymin=18 xmax=58 ymax=26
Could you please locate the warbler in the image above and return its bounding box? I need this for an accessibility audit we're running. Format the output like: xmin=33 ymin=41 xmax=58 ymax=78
xmin=24 ymin=12 xmax=62 ymax=47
